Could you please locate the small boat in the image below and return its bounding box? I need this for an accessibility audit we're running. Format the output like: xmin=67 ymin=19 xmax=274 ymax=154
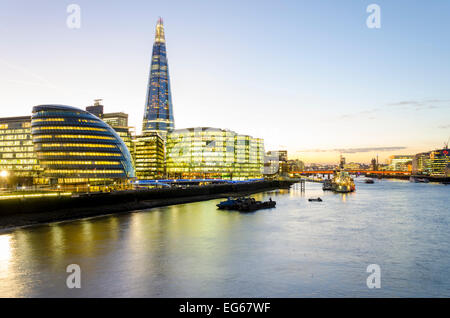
xmin=308 ymin=197 xmax=322 ymax=202
xmin=410 ymin=176 xmax=430 ymax=183
xmin=322 ymin=179 xmax=333 ymax=191
xmin=364 ymin=179 xmax=374 ymax=184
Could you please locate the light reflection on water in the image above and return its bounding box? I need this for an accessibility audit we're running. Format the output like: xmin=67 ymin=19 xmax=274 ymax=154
xmin=0 ymin=179 xmax=449 ymax=297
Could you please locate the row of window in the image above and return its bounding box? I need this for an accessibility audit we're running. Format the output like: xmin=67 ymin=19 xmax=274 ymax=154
xmin=34 ymin=135 xmax=115 ymax=140
xmin=0 ymin=134 xmax=31 ymax=140
xmin=33 ymin=126 xmax=107 ymax=132
xmin=39 ymin=152 xmax=122 ymax=157
xmin=40 ymin=143 xmax=116 ymax=149
xmin=45 ymin=169 xmax=124 ymax=174
xmin=40 ymin=161 xmax=120 ymax=165
xmin=0 ymin=140 xmax=33 ymax=146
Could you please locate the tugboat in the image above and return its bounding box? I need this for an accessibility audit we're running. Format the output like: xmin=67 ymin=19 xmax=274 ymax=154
xmin=322 ymin=179 xmax=333 ymax=190
xmin=331 ymin=170 xmax=355 ymax=193
xmin=364 ymin=178 xmax=374 ymax=184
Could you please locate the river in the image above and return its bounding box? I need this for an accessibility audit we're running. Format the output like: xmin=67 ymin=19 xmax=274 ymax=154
xmin=0 ymin=179 xmax=449 ymax=297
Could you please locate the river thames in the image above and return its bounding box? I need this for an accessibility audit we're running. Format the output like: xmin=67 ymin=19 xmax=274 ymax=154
xmin=0 ymin=179 xmax=449 ymax=297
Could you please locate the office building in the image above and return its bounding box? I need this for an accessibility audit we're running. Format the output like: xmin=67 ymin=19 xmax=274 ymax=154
xmin=166 ymin=127 xmax=264 ymax=180
xmin=412 ymin=148 xmax=450 ymax=176
xmin=31 ymin=104 xmax=135 ymax=185
xmin=133 ymin=133 xmax=165 ymax=179
xmin=0 ymin=116 xmax=41 ymax=185
xmin=387 ymin=155 xmax=413 ymax=171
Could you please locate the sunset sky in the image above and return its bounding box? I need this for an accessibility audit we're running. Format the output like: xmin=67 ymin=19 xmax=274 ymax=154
xmin=1 ymin=0 xmax=449 ymax=164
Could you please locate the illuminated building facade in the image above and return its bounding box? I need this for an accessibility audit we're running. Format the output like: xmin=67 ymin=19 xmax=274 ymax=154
xmin=387 ymin=155 xmax=413 ymax=171
xmin=412 ymin=149 xmax=450 ymax=176
xmin=166 ymin=127 xmax=264 ymax=180
xmin=343 ymin=162 xmax=361 ymax=170
xmin=0 ymin=116 xmax=41 ymax=185
xmin=142 ymin=18 xmax=175 ymax=138
xmin=133 ymin=133 xmax=165 ymax=179
xmin=429 ymin=149 xmax=450 ymax=176
xmin=102 ymin=112 xmax=129 ymax=128
xmin=31 ymin=105 xmax=135 ymax=184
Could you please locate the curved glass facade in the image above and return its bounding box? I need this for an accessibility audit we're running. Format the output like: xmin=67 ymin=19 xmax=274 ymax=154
xmin=31 ymin=105 xmax=135 ymax=183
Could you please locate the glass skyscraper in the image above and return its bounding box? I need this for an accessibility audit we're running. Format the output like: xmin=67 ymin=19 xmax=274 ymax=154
xmin=142 ymin=17 xmax=174 ymax=138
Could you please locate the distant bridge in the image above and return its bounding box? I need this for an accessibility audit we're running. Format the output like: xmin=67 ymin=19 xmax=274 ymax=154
xmin=134 ymin=178 xmax=264 ymax=187
xmin=291 ymin=170 xmax=411 ymax=176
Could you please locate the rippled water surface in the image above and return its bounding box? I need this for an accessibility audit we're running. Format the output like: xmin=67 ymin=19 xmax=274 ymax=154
xmin=0 ymin=179 xmax=449 ymax=297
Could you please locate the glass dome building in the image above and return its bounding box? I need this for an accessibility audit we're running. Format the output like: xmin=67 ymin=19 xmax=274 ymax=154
xmin=31 ymin=105 xmax=135 ymax=185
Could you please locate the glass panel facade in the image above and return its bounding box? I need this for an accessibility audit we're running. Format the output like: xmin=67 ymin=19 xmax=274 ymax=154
xmin=31 ymin=105 xmax=135 ymax=184
xmin=0 ymin=116 xmax=42 ymax=183
xmin=133 ymin=133 xmax=165 ymax=179
xmin=165 ymin=127 xmax=264 ymax=180
xmin=142 ymin=18 xmax=175 ymax=138
xmin=412 ymin=149 xmax=450 ymax=176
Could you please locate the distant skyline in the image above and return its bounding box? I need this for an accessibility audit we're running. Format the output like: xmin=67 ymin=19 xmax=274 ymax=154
xmin=0 ymin=0 xmax=449 ymax=164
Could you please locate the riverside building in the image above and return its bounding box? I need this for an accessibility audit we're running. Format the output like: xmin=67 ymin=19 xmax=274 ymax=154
xmin=31 ymin=105 xmax=135 ymax=186
xmin=387 ymin=155 xmax=413 ymax=171
xmin=133 ymin=133 xmax=165 ymax=179
xmin=0 ymin=116 xmax=41 ymax=185
xmin=165 ymin=127 xmax=264 ymax=180
xmin=412 ymin=148 xmax=450 ymax=176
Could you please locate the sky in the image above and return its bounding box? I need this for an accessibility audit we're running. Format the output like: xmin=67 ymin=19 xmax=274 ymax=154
xmin=0 ymin=0 xmax=449 ymax=164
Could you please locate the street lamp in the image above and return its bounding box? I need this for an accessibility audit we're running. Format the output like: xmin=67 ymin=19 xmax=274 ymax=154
xmin=0 ymin=170 xmax=8 ymax=178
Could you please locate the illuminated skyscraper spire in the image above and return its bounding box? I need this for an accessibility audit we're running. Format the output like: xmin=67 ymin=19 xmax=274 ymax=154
xmin=142 ymin=17 xmax=174 ymax=138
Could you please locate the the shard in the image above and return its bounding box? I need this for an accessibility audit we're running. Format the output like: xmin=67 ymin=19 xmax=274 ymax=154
xmin=142 ymin=17 xmax=174 ymax=138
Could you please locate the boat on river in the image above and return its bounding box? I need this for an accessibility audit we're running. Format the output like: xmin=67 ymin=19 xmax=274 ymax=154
xmin=217 ymin=197 xmax=276 ymax=212
xmin=322 ymin=179 xmax=333 ymax=190
xmin=331 ymin=171 xmax=355 ymax=193
xmin=410 ymin=176 xmax=430 ymax=183
xmin=365 ymin=179 xmax=374 ymax=184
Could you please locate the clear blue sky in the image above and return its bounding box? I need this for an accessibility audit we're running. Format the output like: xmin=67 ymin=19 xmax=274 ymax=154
xmin=1 ymin=0 xmax=449 ymax=163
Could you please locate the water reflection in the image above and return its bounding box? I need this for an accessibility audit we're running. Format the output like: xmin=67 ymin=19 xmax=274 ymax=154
xmin=0 ymin=180 xmax=449 ymax=297
xmin=0 ymin=235 xmax=12 ymax=276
